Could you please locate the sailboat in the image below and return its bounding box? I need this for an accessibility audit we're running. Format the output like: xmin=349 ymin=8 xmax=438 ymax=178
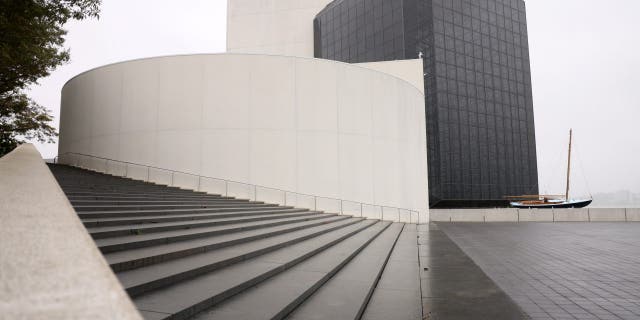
xmin=508 ymin=129 xmax=592 ymax=209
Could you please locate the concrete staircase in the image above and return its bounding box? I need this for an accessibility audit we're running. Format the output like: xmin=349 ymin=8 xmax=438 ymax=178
xmin=48 ymin=164 xmax=421 ymax=320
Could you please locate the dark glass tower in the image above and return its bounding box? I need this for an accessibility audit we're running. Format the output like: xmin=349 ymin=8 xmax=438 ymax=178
xmin=315 ymin=0 xmax=538 ymax=207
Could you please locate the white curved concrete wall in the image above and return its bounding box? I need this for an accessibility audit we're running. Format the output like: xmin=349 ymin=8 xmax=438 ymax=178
xmin=59 ymin=54 xmax=428 ymax=221
xmin=227 ymin=0 xmax=332 ymax=57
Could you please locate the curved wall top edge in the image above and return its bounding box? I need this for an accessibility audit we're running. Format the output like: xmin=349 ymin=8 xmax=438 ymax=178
xmin=63 ymin=53 xmax=425 ymax=95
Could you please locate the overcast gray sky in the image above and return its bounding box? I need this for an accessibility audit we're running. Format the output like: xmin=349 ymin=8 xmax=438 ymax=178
xmin=28 ymin=0 xmax=640 ymax=196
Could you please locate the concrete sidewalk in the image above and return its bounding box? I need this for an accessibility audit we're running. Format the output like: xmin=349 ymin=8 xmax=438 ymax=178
xmin=440 ymin=222 xmax=640 ymax=320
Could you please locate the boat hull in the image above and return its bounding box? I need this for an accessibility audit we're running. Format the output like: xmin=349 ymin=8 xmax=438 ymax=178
xmin=510 ymin=199 xmax=592 ymax=209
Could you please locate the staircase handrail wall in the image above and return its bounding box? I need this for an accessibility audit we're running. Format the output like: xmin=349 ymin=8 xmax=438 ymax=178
xmin=57 ymin=152 xmax=425 ymax=224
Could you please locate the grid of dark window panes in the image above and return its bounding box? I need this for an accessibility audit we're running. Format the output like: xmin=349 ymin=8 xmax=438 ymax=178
xmin=314 ymin=0 xmax=406 ymax=63
xmin=315 ymin=0 xmax=539 ymax=205
xmin=426 ymin=0 xmax=538 ymax=200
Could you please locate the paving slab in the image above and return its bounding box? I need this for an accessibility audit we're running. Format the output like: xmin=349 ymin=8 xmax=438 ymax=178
xmin=439 ymin=222 xmax=640 ymax=320
xmin=419 ymin=224 xmax=528 ymax=319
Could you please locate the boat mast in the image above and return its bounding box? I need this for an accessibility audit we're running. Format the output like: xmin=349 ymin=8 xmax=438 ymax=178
xmin=565 ymin=129 xmax=573 ymax=201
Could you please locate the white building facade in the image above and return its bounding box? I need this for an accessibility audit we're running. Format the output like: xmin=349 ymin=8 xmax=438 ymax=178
xmin=58 ymin=1 xmax=429 ymax=222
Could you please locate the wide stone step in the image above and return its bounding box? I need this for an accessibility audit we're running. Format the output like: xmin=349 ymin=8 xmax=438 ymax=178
xmin=79 ymin=206 xmax=296 ymax=220
xmin=132 ymin=220 xmax=385 ymax=320
xmin=286 ymin=223 xmax=403 ymax=320
xmin=58 ymin=183 xmax=172 ymax=187
xmin=105 ymin=215 xmax=354 ymax=272
xmin=82 ymin=208 xmax=310 ymax=228
xmin=118 ymin=217 xmax=368 ymax=298
xmin=59 ymin=181 xmax=188 ymax=189
xmin=62 ymin=190 xmax=213 ymax=196
xmin=87 ymin=211 xmax=318 ymax=239
xmin=73 ymin=203 xmax=276 ymax=212
xmin=71 ymin=187 xmax=219 ymax=192
xmin=56 ymin=178 xmax=156 ymax=183
xmin=362 ymin=224 xmax=422 ymax=320
xmin=67 ymin=195 xmax=230 ymax=201
xmin=66 ymin=193 xmax=229 ymax=200
xmin=50 ymin=164 xmax=418 ymax=320
xmin=185 ymin=221 xmax=391 ymax=320
xmin=70 ymin=199 xmax=255 ymax=206
xmin=96 ymin=214 xmax=340 ymax=253
xmin=61 ymin=186 xmax=202 ymax=193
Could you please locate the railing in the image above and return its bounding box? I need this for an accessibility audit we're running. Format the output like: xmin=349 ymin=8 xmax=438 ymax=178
xmin=56 ymin=153 xmax=424 ymax=224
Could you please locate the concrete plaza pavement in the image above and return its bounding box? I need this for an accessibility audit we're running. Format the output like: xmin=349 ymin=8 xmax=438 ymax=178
xmin=439 ymin=222 xmax=640 ymax=320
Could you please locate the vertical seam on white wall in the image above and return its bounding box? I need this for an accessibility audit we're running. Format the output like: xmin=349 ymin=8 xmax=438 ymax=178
xmin=247 ymin=58 xmax=253 ymax=185
xmin=198 ymin=58 xmax=205 ymax=178
xmin=398 ymin=80 xmax=404 ymax=210
xmin=336 ymin=63 xmax=341 ymax=201
xmin=153 ymin=62 xmax=161 ymax=171
xmin=89 ymin=73 xmax=95 ymax=157
xmin=293 ymin=59 xmax=299 ymax=194
xmin=370 ymin=74 xmax=376 ymax=207
xmin=117 ymin=67 xmax=124 ymax=163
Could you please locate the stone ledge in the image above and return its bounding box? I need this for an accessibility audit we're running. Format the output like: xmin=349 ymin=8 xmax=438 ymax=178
xmin=0 ymin=144 xmax=141 ymax=319
xmin=553 ymin=208 xmax=589 ymax=222
xmin=518 ymin=210 xmax=554 ymax=222
xmin=589 ymin=208 xmax=626 ymax=222
xmin=627 ymin=208 xmax=640 ymax=222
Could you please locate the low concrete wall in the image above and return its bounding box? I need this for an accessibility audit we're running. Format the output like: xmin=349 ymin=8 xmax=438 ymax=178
xmin=589 ymin=208 xmax=627 ymax=222
xmin=433 ymin=208 xmax=520 ymax=222
xmin=0 ymin=144 xmax=141 ymax=319
xmin=627 ymin=208 xmax=640 ymax=222
xmin=450 ymin=209 xmax=486 ymax=222
xmin=431 ymin=208 xmax=640 ymax=223
xmin=552 ymin=208 xmax=589 ymax=222
xmin=485 ymin=208 xmax=519 ymax=222
xmin=518 ymin=209 xmax=554 ymax=222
